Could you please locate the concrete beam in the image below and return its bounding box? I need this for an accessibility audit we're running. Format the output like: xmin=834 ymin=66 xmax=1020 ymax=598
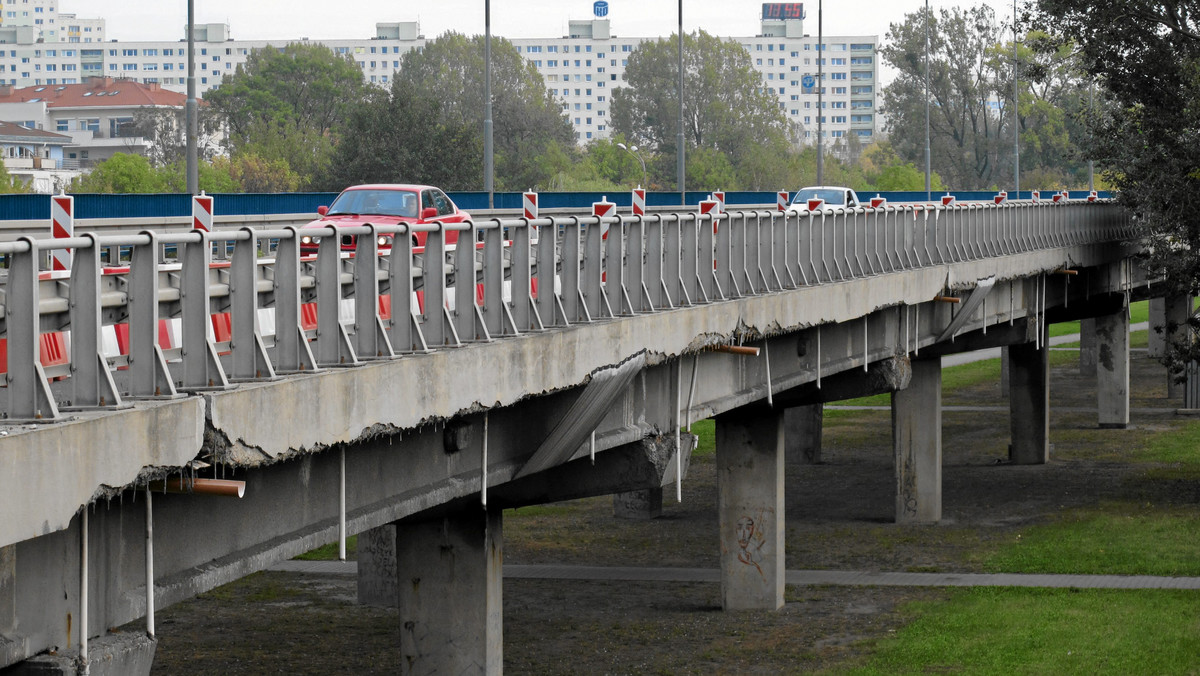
xmin=1096 ymin=306 xmax=1130 ymax=428
xmin=716 ymin=405 xmax=784 ymax=611
xmin=892 ymin=358 xmax=942 ymax=524
xmin=3 ymin=633 xmax=156 ymax=676
xmin=397 ymin=510 xmax=502 ymax=675
xmin=613 ymin=488 xmax=664 ymax=520
xmin=774 ymin=355 xmax=911 ymax=408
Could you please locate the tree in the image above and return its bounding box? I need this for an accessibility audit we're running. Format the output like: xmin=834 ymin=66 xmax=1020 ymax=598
xmin=0 ymin=160 xmax=29 ymax=193
xmin=611 ymin=30 xmax=796 ymax=190
xmin=70 ymin=153 xmax=168 ymax=193
xmin=327 ymin=33 xmax=573 ymax=191
xmin=882 ymin=5 xmax=1014 ymax=190
xmin=205 ymin=43 xmax=368 ymax=188
xmin=131 ymin=105 xmax=224 ymax=167
xmin=1035 ymin=0 xmax=1200 ymax=367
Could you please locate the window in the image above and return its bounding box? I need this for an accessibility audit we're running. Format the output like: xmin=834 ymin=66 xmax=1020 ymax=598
xmin=830 ymin=72 xmax=846 ymax=80
xmin=56 ymin=119 xmax=68 ymax=132
xmin=851 ymin=114 xmax=872 ymax=123
xmin=143 ymin=48 xmax=158 ymax=56
xmin=78 ymin=118 xmax=99 ymax=132
xmin=122 ymin=48 xmax=137 ymax=56
xmin=832 ymin=116 xmax=847 ymax=123
xmin=122 ymin=63 xmax=136 ymax=70
xmin=850 ymin=57 xmax=872 ymax=65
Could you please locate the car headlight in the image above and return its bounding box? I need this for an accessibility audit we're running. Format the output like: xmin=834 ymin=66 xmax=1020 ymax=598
xmin=378 ymin=235 xmax=388 ymax=246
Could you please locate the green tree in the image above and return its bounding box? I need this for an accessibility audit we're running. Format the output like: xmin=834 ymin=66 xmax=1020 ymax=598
xmin=1035 ymin=0 xmax=1200 ymax=366
xmin=205 ymin=43 xmax=367 ymax=188
xmin=0 ymin=160 xmax=29 ymax=193
xmin=611 ymin=30 xmax=795 ymax=190
xmin=327 ymin=33 xmax=573 ymax=191
xmin=70 ymin=153 xmax=168 ymax=193
xmin=882 ymin=5 xmax=1013 ymax=189
xmin=132 ymin=105 xmax=224 ymax=167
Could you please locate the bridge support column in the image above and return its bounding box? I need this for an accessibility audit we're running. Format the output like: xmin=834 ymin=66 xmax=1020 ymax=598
xmin=784 ymin=404 xmax=823 ymax=464
xmin=1097 ymin=305 xmax=1130 ymax=429
xmin=716 ymin=405 xmax=784 ymax=611
xmin=396 ymin=510 xmax=502 ymax=675
xmin=1165 ymin=294 xmax=1191 ymax=400
xmin=891 ymin=358 xmax=941 ymax=524
xmin=356 ymin=524 xmax=397 ymax=608
xmin=1079 ymin=318 xmax=1098 ymax=376
xmin=1148 ymin=298 xmax=1167 ymax=358
xmin=613 ymin=487 xmax=663 ymax=520
xmin=1009 ymin=328 xmax=1050 ymax=465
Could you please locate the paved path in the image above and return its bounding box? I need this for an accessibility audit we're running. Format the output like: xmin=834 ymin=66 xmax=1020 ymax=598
xmin=940 ymin=322 xmax=1149 ymax=367
xmin=270 ymin=560 xmax=1200 ymax=590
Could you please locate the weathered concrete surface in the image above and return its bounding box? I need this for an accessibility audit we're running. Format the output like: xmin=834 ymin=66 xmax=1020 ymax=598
xmin=1009 ymin=329 xmax=1050 ymax=465
xmin=1096 ymin=307 xmax=1130 ymax=428
xmin=892 ymin=359 xmax=942 ymax=524
xmin=613 ymin=488 xmax=664 ymax=520
xmin=4 ymin=632 xmax=156 ymax=676
xmin=1148 ymin=298 xmax=1166 ymax=358
xmin=1165 ymin=294 xmax=1190 ymax=400
xmin=357 ymin=525 xmax=397 ymax=608
xmin=784 ymin=404 xmax=824 ymax=464
xmin=1080 ymin=318 xmax=1098 ymax=376
xmin=397 ymin=510 xmax=503 ymax=675
xmin=717 ymin=405 xmax=785 ymax=611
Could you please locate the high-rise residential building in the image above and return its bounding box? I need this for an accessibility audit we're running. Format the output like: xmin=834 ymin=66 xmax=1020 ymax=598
xmin=0 ymin=3 xmax=878 ymax=146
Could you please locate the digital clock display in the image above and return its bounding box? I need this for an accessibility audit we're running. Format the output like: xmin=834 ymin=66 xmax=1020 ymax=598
xmin=761 ymin=3 xmax=805 ymax=20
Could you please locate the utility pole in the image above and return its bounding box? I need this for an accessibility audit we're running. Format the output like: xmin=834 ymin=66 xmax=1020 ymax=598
xmin=677 ymin=0 xmax=685 ymax=205
xmin=1013 ymin=0 xmax=1020 ymax=197
xmin=816 ymin=0 xmax=824 ymax=185
xmin=484 ymin=0 xmax=494 ymax=209
xmin=924 ymin=0 xmax=931 ymax=201
xmin=186 ymin=0 xmax=198 ymax=195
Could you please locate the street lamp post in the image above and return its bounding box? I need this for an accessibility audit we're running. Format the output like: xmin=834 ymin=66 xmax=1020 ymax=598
xmin=677 ymin=0 xmax=685 ymax=205
xmin=816 ymin=0 xmax=823 ymax=185
xmin=924 ymin=0 xmax=931 ymax=201
xmin=484 ymin=0 xmax=494 ymax=209
xmin=617 ymin=143 xmax=647 ymax=188
xmin=186 ymin=0 xmax=198 ymax=195
xmin=1013 ymin=0 xmax=1020 ymax=197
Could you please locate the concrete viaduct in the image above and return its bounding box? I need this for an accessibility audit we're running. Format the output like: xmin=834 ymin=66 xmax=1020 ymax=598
xmin=0 ymin=198 xmax=1168 ymax=674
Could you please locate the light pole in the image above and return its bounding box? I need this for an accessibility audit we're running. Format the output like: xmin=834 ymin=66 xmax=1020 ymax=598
xmin=816 ymin=0 xmax=823 ymax=185
xmin=924 ymin=0 xmax=931 ymax=201
xmin=484 ymin=0 xmax=494 ymax=209
xmin=617 ymin=142 xmax=647 ymax=188
xmin=676 ymin=0 xmax=685 ymax=205
xmin=186 ymin=0 xmax=198 ymax=195
xmin=1013 ymin=0 xmax=1020 ymax=197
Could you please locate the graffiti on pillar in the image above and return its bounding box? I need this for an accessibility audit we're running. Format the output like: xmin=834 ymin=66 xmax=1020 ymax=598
xmin=735 ymin=511 xmax=769 ymax=580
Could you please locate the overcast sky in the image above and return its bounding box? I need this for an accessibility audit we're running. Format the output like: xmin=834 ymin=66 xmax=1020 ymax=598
xmin=76 ymin=0 xmax=1019 ymax=46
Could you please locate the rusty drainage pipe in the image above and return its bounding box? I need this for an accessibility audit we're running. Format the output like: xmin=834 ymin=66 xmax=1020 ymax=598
xmin=151 ymin=478 xmax=246 ymax=498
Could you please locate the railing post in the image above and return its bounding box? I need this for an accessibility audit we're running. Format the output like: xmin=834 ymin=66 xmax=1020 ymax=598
xmin=354 ymin=224 xmax=395 ymax=358
xmin=66 ymin=233 xmax=123 ymax=409
xmin=272 ymin=227 xmax=318 ymax=373
xmin=229 ymin=228 xmax=276 ymax=380
xmin=180 ymin=229 xmax=231 ymax=390
xmin=4 ymin=238 xmax=60 ymax=420
xmin=386 ymin=225 xmax=428 ymax=352
xmin=315 ymin=233 xmax=359 ymax=366
xmin=454 ymin=220 xmax=491 ymax=341
xmin=127 ymin=231 xmax=178 ymax=398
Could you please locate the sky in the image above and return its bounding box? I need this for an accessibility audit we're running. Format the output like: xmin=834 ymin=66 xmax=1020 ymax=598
xmin=75 ymin=0 xmax=1019 ymax=46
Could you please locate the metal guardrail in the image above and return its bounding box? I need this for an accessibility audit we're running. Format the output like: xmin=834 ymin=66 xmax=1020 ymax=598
xmin=0 ymin=200 xmax=1133 ymax=422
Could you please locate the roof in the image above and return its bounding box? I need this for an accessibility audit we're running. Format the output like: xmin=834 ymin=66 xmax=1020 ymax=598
xmin=0 ymin=77 xmax=187 ymax=109
xmin=0 ymin=120 xmax=71 ymax=144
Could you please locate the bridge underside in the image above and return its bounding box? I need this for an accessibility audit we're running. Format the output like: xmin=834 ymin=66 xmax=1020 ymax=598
xmin=0 ymin=241 xmax=1157 ymax=671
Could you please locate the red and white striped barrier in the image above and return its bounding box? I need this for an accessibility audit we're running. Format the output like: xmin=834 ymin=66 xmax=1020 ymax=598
xmin=632 ymin=188 xmax=646 ymax=217
xmin=711 ymin=191 xmax=725 ymax=213
xmin=50 ymin=193 xmax=73 ymax=271
xmin=593 ymin=196 xmax=616 ymax=238
xmin=699 ymin=199 xmax=720 ymax=217
xmin=941 ymin=194 xmax=957 ymax=207
xmin=192 ymin=193 xmax=214 ymax=232
xmin=807 ymin=198 xmax=825 ymax=211
xmin=870 ymin=195 xmax=887 ymax=208
xmin=994 ymin=191 xmax=1008 ymax=205
xmin=522 ymin=191 xmax=538 ymax=220
xmin=1087 ymin=190 xmax=1098 ymax=203
xmin=1031 ymin=190 xmax=1041 ymax=203
xmin=777 ymin=190 xmax=789 ymax=212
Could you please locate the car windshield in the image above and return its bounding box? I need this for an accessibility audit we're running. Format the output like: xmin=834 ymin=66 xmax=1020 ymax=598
xmin=327 ymin=189 xmax=419 ymax=218
xmin=791 ymin=188 xmax=846 ymax=205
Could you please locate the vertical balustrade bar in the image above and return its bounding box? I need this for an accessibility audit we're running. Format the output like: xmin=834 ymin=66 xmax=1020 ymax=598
xmin=510 ymin=220 xmax=536 ymax=329
xmin=483 ymin=220 xmax=509 ymax=334
xmin=583 ymin=215 xmax=604 ymax=318
xmin=424 ymin=225 xmax=451 ymax=344
xmin=561 ymin=217 xmax=582 ymax=322
xmin=272 ymin=228 xmax=316 ymax=372
xmin=68 ymin=234 xmax=122 ymax=409
xmin=605 ymin=215 xmax=629 ymax=314
xmin=535 ymin=220 xmax=559 ymax=325
xmin=645 ymin=214 xmax=667 ymax=308
xmin=230 ymin=228 xmax=275 ymax=380
xmin=315 ymin=233 xmax=358 ymax=365
xmin=386 ymin=226 xmax=427 ymax=352
xmin=128 ymin=232 xmax=177 ymax=397
xmin=354 ymin=225 xmax=394 ymax=357
xmin=664 ymin=214 xmax=684 ymax=306
xmin=626 ymin=216 xmax=647 ymax=313
xmin=180 ymin=229 xmax=230 ymax=390
xmin=5 ymin=239 xmax=59 ymax=419
xmin=681 ymin=212 xmax=703 ymax=303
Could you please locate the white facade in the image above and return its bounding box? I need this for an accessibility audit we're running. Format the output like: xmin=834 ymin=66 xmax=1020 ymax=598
xmin=0 ymin=5 xmax=878 ymax=145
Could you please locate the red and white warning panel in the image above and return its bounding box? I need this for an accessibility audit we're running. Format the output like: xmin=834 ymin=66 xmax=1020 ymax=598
xmin=632 ymin=187 xmax=646 ymax=216
xmin=710 ymin=191 xmax=726 ymax=213
xmin=523 ymin=191 xmax=538 ymax=220
xmin=777 ymin=190 xmax=789 ymax=212
xmin=192 ymin=192 xmax=214 ymax=231
xmin=1031 ymin=190 xmax=1041 ymax=203
xmin=994 ymin=191 xmax=1008 ymax=205
xmin=941 ymin=194 xmax=957 ymax=207
xmin=807 ymin=198 xmax=825 ymax=212
xmin=593 ymin=196 xmax=616 ymax=237
xmin=870 ymin=195 xmax=887 ymax=209
xmin=699 ymin=199 xmax=720 ymax=217
xmin=1087 ymin=190 xmax=1098 ymax=202
xmin=50 ymin=193 xmax=73 ymax=271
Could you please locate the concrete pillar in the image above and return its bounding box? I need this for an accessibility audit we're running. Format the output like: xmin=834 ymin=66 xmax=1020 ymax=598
xmin=397 ymin=510 xmax=502 ymax=675
xmin=1079 ymin=318 xmax=1098 ymax=376
xmin=1009 ymin=330 xmax=1050 ymax=465
xmin=1166 ymin=294 xmax=1190 ymax=400
xmin=716 ymin=405 xmax=784 ymax=611
xmin=357 ymin=524 xmax=397 ymax=608
xmin=1148 ymin=298 xmax=1167 ymax=358
xmin=613 ymin=487 xmax=663 ymax=520
xmin=784 ymin=403 xmax=823 ymax=464
xmin=891 ymin=358 xmax=942 ymax=524
xmin=1000 ymin=346 xmax=1010 ymax=397
xmin=1096 ymin=307 xmax=1130 ymax=429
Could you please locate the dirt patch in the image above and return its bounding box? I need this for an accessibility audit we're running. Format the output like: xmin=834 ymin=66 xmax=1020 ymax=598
xmin=146 ymin=351 xmax=1198 ymax=674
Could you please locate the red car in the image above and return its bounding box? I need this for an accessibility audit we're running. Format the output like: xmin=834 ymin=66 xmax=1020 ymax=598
xmin=300 ymin=184 xmax=470 ymax=253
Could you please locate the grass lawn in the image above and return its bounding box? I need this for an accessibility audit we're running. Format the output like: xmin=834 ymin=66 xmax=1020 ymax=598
xmin=845 ymin=588 xmax=1200 ymax=675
